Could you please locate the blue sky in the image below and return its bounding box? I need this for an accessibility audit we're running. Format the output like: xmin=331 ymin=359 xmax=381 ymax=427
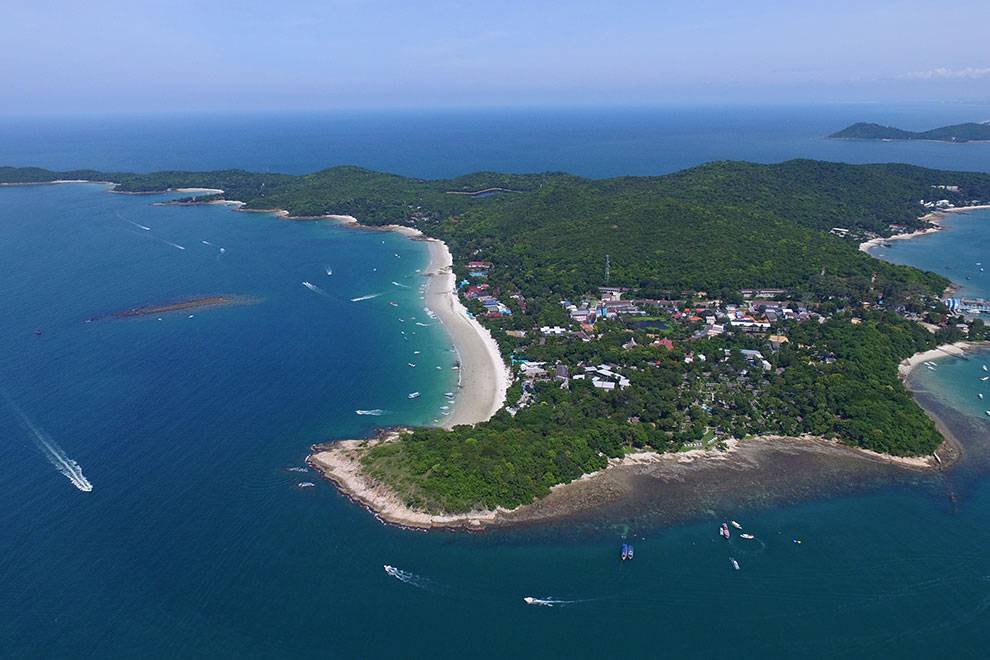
xmin=3 ymin=0 xmax=989 ymax=112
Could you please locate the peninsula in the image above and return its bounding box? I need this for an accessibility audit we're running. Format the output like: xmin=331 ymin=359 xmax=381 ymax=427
xmin=830 ymin=121 xmax=990 ymax=142
xmin=4 ymin=160 xmax=990 ymax=526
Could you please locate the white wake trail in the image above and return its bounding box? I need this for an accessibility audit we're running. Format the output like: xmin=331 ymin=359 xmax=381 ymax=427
xmin=383 ymin=565 xmax=443 ymax=592
xmin=302 ymin=281 xmax=328 ymax=296
xmin=5 ymin=397 xmax=92 ymax=492
xmin=522 ymin=596 xmax=586 ymax=607
xmin=391 ymin=281 xmax=409 ymax=288
xmin=351 ymin=292 xmax=383 ymax=302
xmin=117 ymin=211 xmax=150 ymax=231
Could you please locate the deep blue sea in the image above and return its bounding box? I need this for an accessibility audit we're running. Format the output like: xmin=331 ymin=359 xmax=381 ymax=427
xmin=2 ymin=106 xmax=990 ymax=658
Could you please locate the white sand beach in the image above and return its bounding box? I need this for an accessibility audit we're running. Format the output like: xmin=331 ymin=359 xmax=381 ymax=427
xmin=860 ymin=204 xmax=990 ymax=253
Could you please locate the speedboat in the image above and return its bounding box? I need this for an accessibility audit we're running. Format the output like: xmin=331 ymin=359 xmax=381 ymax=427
xmin=730 ymin=558 xmax=740 ymax=570
xmin=740 ymin=533 xmax=755 ymax=540
xmin=730 ymin=520 xmax=742 ymax=529
xmin=523 ymin=597 xmax=536 ymax=605
xmin=408 ymin=363 xmax=416 ymax=368
xmin=408 ymin=392 xmax=421 ymax=399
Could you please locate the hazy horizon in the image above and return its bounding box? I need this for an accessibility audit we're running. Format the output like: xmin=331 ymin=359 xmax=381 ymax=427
xmin=4 ymin=0 xmax=990 ymax=114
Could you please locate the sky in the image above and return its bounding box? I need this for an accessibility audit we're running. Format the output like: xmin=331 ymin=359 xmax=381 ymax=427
xmin=2 ymin=0 xmax=989 ymax=113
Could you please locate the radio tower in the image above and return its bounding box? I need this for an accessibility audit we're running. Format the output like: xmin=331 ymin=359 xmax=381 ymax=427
xmin=604 ymin=254 xmax=610 ymax=284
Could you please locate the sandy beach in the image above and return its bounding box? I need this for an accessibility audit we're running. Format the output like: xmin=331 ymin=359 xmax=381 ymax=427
xmin=310 ymin=214 xmax=509 ymax=427
xmin=897 ymin=341 xmax=986 ymax=379
xmin=420 ymin=239 xmax=509 ymax=427
xmin=860 ymin=204 xmax=990 ymax=253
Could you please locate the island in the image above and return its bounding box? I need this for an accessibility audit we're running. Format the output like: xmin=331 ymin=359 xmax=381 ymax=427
xmin=4 ymin=160 xmax=990 ymax=527
xmin=829 ymin=121 xmax=990 ymax=143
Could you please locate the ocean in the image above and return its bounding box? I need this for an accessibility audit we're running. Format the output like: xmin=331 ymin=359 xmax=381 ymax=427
xmin=1 ymin=106 xmax=989 ymax=658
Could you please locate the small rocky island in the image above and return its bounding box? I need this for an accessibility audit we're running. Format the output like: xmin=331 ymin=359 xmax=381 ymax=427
xmin=830 ymin=121 xmax=990 ymax=143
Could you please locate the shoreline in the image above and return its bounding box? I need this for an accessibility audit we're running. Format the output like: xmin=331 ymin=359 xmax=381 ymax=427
xmin=307 ymin=431 xmax=947 ymax=531
xmin=859 ymin=204 xmax=990 ymax=253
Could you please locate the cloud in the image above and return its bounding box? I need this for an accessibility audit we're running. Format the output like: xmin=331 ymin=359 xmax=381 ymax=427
xmin=899 ymin=67 xmax=990 ymax=80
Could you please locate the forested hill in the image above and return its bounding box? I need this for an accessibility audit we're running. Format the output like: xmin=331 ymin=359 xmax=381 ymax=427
xmin=830 ymin=121 xmax=990 ymax=142
xmin=5 ymin=159 xmax=989 ymax=298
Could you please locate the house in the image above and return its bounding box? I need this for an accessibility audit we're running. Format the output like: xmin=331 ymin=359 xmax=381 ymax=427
xmin=653 ymin=338 xmax=674 ymax=350
xmin=540 ymin=326 xmax=567 ymax=337
xmin=555 ymin=364 xmax=569 ymax=381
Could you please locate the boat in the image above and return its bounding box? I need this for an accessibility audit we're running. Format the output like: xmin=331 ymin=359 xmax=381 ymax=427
xmin=297 ymin=482 xmax=315 ymax=488
xmin=979 ymin=394 xmax=984 ymax=400
xmin=408 ymin=392 xmax=421 ymax=399
xmin=523 ymin=597 xmax=536 ymax=605
xmin=985 ymin=410 xmax=990 ymax=417
xmin=730 ymin=558 xmax=740 ymax=571
xmin=408 ymin=363 xmax=416 ymax=368
xmin=740 ymin=533 xmax=755 ymax=540
xmin=620 ymin=543 xmax=634 ymax=560
xmin=983 ymin=365 xmax=988 ymax=372
xmin=720 ymin=523 xmax=731 ymax=539
xmin=981 ymin=376 xmax=989 ymax=382
xmin=730 ymin=520 xmax=742 ymax=529
xmin=388 ymin=301 xmax=399 ymax=307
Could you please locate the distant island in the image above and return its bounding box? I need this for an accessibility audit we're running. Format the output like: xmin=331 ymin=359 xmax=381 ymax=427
xmin=4 ymin=160 xmax=990 ymax=527
xmin=830 ymin=121 xmax=990 ymax=143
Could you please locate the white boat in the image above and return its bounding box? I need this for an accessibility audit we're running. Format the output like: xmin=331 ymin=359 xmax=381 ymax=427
xmin=523 ymin=597 xmax=536 ymax=605
xmin=408 ymin=363 xmax=416 ymax=368
xmin=297 ymin=482 xmax=315 ymax=488
xmin=408 ymin=392 xmax=421 ymax=399
xmin=983 ymin=365 xmax=988 ymax=372
xmin=730 ymin=520 xmax=742 ymax=529
xmin=981 ymin=376 xmax=989 ymax=382
xmin=740 ymin=533 xmax=755 ymax=540
xmin=986 ymin=410 xmax=990 ymax=417
xmin=980 ymin=394 xmax=984 ymax=400
xmin=730 ymin=558 xmax=740 ymax=570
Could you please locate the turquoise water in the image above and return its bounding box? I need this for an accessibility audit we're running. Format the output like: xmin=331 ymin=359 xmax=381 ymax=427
xmin=2 ymin=111 xmax=990 ymax=657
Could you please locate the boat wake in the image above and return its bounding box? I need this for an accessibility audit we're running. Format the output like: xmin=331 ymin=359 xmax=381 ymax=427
xmin=117 ymin=211 xmax=151 ymax=231
xmin=302 ymin=281 xmax=329 ymax=296
xmin=351 ymin=292 xmax=383 ymax=302
xmin=391 ymin=281 xmax=409 ymax=288
xmin=522 ymin=596 xmax=585 ymax=607
xmin=355 ymin=409 xmax=386 ymax=416
xmin=383 ymin=565 xmax=442 ymax=591
xmin=4 ymin=396 xmax=92 ymax=492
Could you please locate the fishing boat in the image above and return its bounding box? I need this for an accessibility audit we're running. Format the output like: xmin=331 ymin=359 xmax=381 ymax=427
xmin=730 ymin=558 xmax=740 ymax=571
xmin=720 ymin=523 xmax=731 ymax=540
xmin=730 ymin=520 xmax=742 ymax=529
xmin=408 ymin=392 xmax=421 ymax=399
xmin=620 ymin=543 xmax=634 ymax=560
xmin=740 ymin=533 xmax=755 ymax=540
